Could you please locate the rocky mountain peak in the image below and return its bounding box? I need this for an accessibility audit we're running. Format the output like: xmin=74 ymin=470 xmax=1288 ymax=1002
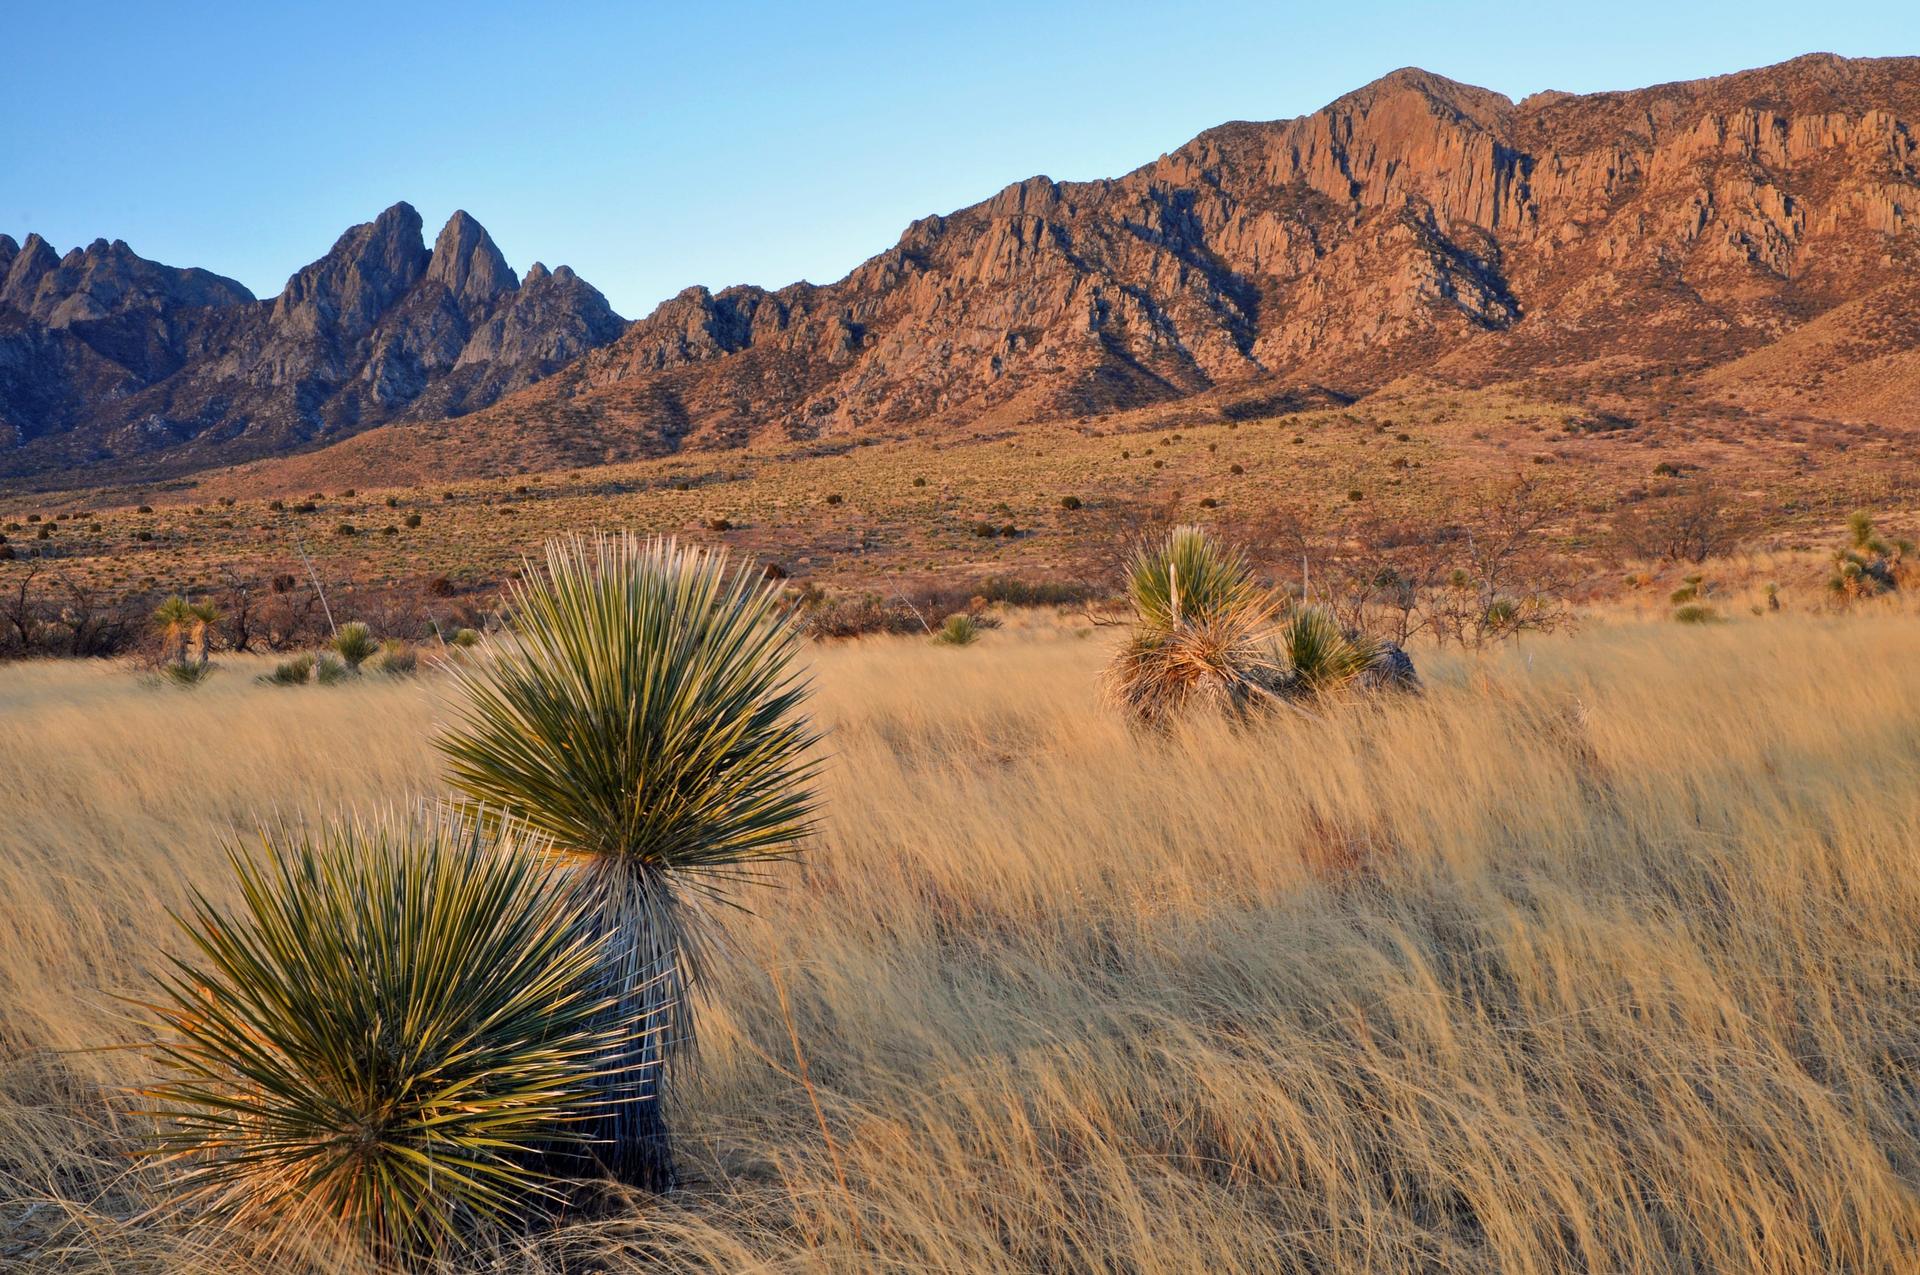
xmin=1 ymin=233 xmax=60 ymax=310
xmin=271 ymin=200 xmax=430 ymax=340
xmin=0 ymin=201 xmax=627 ymax=483
xmin=426 ymin=210 xmax=517 ymax=307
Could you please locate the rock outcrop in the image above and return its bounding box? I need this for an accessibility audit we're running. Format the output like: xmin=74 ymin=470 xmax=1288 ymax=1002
xmin=0 ymin=205 xmax=624 ymax=480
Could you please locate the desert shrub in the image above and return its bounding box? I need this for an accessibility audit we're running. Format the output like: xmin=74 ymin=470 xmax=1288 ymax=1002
xmin=437 ymin=533 xmax=820 ymax=1190
xmin=160 ymin=660 xmax=215 ymax=687
xmin=1829 ymin=510 xmax=1912 ymax=601
xmin=1673 ymin=603 xmax=1722 ymax=624
xmin=313 ymin=653 xmax=350 ymax=685
xmin=1669 ymin=574 xmax=1706 ymax=604
xmin=260 ymin=653 xmax=315 ymax=686
xmin=449 ymin=627 xmax=480 ymax=648
xmin=404 ymin=512 xmax=422 ymax=529
xmin=935 ymin=613 xmax=981 ymax=646
xmin=975 ymin=576 xmax=1098 ymax=608
xmin=140 ymin=815 xmax=629 ymax=1265
xmin=369 ymin=640 xmax=418 ymax=676
xmin=330 ymin=622 xmax=378 ymax=670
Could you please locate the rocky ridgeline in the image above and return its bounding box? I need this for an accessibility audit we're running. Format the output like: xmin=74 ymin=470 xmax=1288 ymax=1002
xmin=544 ymin=52 xmax=1917 ymax=449
xmin=0 ymin=204 xmax=623 ymax=480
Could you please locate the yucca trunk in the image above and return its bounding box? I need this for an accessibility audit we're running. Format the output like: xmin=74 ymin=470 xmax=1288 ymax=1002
xmin=574 ymin=863 xmax=687 ymax=1191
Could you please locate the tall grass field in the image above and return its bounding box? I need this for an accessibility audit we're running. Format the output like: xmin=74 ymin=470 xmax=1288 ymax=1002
xmin=3 ymin=609 xmax=1919 ymax=1271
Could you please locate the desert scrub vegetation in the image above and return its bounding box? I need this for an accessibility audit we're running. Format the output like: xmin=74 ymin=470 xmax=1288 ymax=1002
xmin=437 ymin=534 xmax=819 ymax=1191
xmin=1105 ymin=525 xmax=1410 ymax=724
xmin=933 ymin=612 xmax=981 ymax=646
xmin=1831 ymin=509 xmax=1914 ymax=601
xmin=4 ymin=612 xmax=1920 ymax=1270
xmin=140 ymin=814 xmax=634 ymax=1265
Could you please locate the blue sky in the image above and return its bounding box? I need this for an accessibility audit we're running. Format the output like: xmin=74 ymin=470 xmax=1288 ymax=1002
xmin=2 ymin=2 xmax=1909 ymax=317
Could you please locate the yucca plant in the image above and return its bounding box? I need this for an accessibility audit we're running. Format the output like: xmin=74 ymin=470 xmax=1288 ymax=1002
xmin=313 ymin=652 xmax=350 ymax=685
xmin=330 ymin=621 xmax=379 ymax=670
xmin=153 ymin=594 xmax=219 ymax=673
xmin=1276 ymin=605 xmax=1378 ymax=695
xmin=139 ymin=814 xmax=639 ymax=1267
xmin=1829 ymin=510 xmax=1912 ymax=601
xmin=260 ymin=653 xmax=315 ymax=686
xmin=934 ymin=612 xmax=981 ymax=646
xmin=1105 ymin=525 xmax=1284 ymax=725
xmin=437 ymin=533 xmax=820 ymax=1190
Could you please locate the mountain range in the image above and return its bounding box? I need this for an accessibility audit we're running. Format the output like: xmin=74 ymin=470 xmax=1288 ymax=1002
xmin=3 ymin=51 xmax=1916 ymax=492
xmin=0 ymin=205 xmax=622 ymax=482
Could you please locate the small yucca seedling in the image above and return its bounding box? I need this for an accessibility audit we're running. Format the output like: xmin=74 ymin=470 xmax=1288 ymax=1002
xmin=438 ymin=533 xmax=820 ymax=1190
xmin=139 ymin=815 xmax=641 ymax=1266
xmin=260 ymin=654 xmax=315 ymax=686
xmin=330 ymin=622 xmax=378 ymax=670
xmin=934 ymin=613 xmax=981 ymax=646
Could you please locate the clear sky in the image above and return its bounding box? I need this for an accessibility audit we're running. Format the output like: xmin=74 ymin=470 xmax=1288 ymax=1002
xmin=2 ymin=2 xmax=1909 ymax=318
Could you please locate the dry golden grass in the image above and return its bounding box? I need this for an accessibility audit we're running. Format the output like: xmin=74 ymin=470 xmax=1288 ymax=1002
xmin=4 ymin=607 xmax=1920 ymax=1271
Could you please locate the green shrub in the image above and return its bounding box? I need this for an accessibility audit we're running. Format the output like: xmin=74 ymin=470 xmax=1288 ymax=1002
xmin=1673 ymin=603 xmax=1722 ymax=624
xmin=369 ymin=640 xmax=418 ymax=676
xmin=260 ymin=654 xmax=315 ymax=686
xmin=934 ymin=613 xmax=981 ymax=646
xmin=140 ymin=815 xmax=630 ymax=1264
xmin=313 ymin=653 xmax=350 ymax=685
xmin=437 ymin=533 xmax=820 ymax=1190
xmin=160 ymin=661 xmax=215 ymax=687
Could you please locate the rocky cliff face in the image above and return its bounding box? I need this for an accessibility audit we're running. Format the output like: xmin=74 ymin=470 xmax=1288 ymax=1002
xmin=483 ymin=52 xmax=1917 ymax=453
xmin=0 ymin=205 xmax=624 ymax=480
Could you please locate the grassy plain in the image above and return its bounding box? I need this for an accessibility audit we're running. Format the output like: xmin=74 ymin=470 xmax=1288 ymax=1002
xmin=4 ymin=603 xmax=1919 ymax=1271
